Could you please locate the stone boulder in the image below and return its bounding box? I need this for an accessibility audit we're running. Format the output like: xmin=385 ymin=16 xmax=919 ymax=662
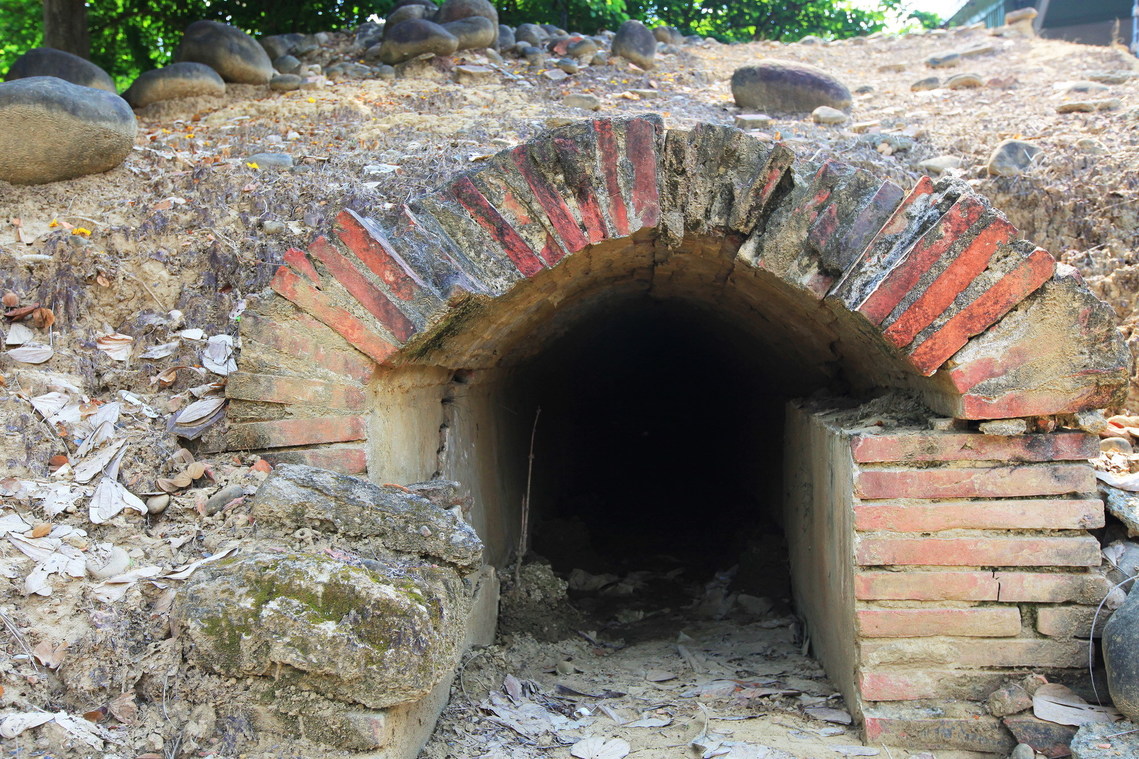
xmin=498 ymin=24 xmax=516 ymax=49
xmin=259 ymin=33 xmax=306 ymax=60
xmin=437 ymin=0 xmax=497 ymax=25
xmin=515 ymin=23 xmax=547 ymax=47
xmin=172 ymin=552 xmax=472 ymax=709
xmin=385 ymin=2 xmax=431 ymax=37
xmin=175 ymin=20 xmax=274 ymax=84
xmin=250 ymin=464 xmax=483 ymax=570
xmin=393 ymin=0 xmax=439 ymax=11
xmin=731 ymin=60 xmax=851 ymax=113
xmin=0 ymin=77 xmax=137 ymax=185
xmin=4 ymin=47 xmax=116 ymax=93
xmin=1104 ymin=588 xmax=1139 ymax=721
xmin=987 ymin=139 xmax=1041 ymax=176
xmin=123 ymin=62 xmax=225 ymax=108
xmin=653 ymin=25 xmax=684 ymax=45
xmin=612 ymin=19 xmax=656 ymax=70
xmin=442 ymin=15 xmax=497 ymax=50
xmin=377 ymin=19 xmax=459 ymax=64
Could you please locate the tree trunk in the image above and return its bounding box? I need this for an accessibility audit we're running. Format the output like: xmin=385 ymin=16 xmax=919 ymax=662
xmin=43 ymin=0 xmax=90 ymax=59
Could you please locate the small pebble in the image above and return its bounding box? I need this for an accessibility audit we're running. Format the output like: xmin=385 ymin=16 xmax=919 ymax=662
xmin=245 ymin=152 xmax=294 ymax=170
xmin=146 ymin=494 xmax=171 ymax=515
xmin=204 ymin=484 xmax=246 ymax=516
xmin=564 ymin=93 xmax=601 ymax=110
xmin=811 ymin=105 xmax=848 ymax=125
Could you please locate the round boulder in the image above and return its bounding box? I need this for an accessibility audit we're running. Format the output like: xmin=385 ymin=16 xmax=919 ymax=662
xmin=653 ymin=25 xmax=684 ymax=45
xmin=515 ymin=23 xmax=547 ymax=47
xmin=385 ymin=3 xmax=430 ymax=36
xmin=378 ymin=19 xmax=459 ymax=64
xmin=612 ymin=20 xmax=656 ymax=70
xmin=5 ymin=47 xmax=116 ymax=93
xmin=0 ymin=76 xmax=137 ymax=185
xmin=175 ymin=20 xmax=274 ymax=84
xmin=442 ymin=16 xmax=497 ymax=50
xmin=731 ymin=60 xmax=851 ymax=113
xmin=498 ymin=25 xmax=516 ymax=49
xmin=1103 ymin=588 xmax=1139 ymax=721
xmin=123 ymin=62 xmax=225 ymax=108
xmin=437 ymin=0 xmax=497 ymax=25
xmin=393 ymin=0 xmax=439 ymax=11
xmin=986 ymin=139 xmax=1041 ymax=177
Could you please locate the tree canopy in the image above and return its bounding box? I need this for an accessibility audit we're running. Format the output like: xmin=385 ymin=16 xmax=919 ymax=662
xmin=0 ymin=0 xmax=939 ymax=89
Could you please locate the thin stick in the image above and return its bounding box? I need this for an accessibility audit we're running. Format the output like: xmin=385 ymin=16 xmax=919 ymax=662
xmin=514 ymin=407 xmax=540 ymax=588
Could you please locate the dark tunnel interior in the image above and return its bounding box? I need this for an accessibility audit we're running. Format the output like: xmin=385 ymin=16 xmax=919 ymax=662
xmin=496 ymin=295 xmax=834 ymax=598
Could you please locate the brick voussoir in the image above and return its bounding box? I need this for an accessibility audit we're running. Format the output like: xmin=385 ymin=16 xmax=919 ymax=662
xmin=591 ymin=119 xmax=631 ymax=237
xmin=853 ymin=498 xmax=1105 ymax=532
xmin=854 ymin=462 xmax=1095 ymax=499
xmin=548 ymin=122 xmax=611 ymax=244
xmin=850 ymin=431 xmax=1099 ymax=463
xmin=834 ymin=180 xmax=907 ymax=271
xmin=450 ymin=174 xmax=546 ymax=277
xmin=511 ymin=143 xmax=591 ymax=254
xmin=283 ymin=246 xmax=321 ymax=285
xmin=226 ymin=371 xmax=367 ymax=410
xmin=806 ymin=167 xmax=887 ymax=275
xmin=727 ymin=141 xmax=795 ymax=235
xmin=624 ymin=115 xmax=663 ymax=230
xmin=855 ymin=535 xmax=1103 ymax=567
xmin=269 ymin=266 xmax=399 ymax=365
xmin=334 ymin=209 xmax=434 ymax=302
xmin=467 ymin=157 xmax=570 ymax=269
xmin=226 ymin=415 xmax=367 ymax=450
xmin=410 ymin=193 xmax=522 ymax=294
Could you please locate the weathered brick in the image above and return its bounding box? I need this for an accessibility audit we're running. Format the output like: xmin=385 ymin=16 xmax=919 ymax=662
xmin=907 ymin=245 xmax=1056 ymax=375
xmin=450 ymin=175 xmax=545 ymax=277
xmin=625 ymin=116 xmax=661 ymax=229
xmin=226 ymin=416 xmax=367 ymax=450
xmin=861 ymin=637 xmax=1086 ymax=668
xmin=1002 ymin=714 xmax=1078 ymax=757
xmin=226 ymin=372 xmax=367 ymax=410
xmin=512 ymin=144 xmax=590 ymax=254
xmin=882 ymin=215 xmax=1017 ymax=349
xmin=855 ymin=571 xmax=999 ymax=600
xmin=258 ymin=446 xmax=368 ymax=475
xmin=283 ymin=246 xmax=321 ymax=285
xmin=853 ymin=498 xmax=1104 ymax=532
xmin=860 ymin=668 xmax=1015 ymax=700
xmin=307 ymin=236 xmax=417 ymax=343
xmin=856 ymin=536 xmax=1102 ymax=567
xmin=995 ymin=571 xmax=1111 ymax=603
xmin=335 ymin=210 xmax=428 ymax=301
xmin=857 ymin=607 xmax=1021 ymax=637
xmin=855 ymin=194 xmax=988 ymax=325
xmin=863 ymin=705 xmax=1016 ymax=754
xmin=851 ymin=431 xmax=1098 ymax=463
xmin=854 ymin=462 xmax=1095 ymax=499
xmin=269 ymin=266 xmax=398 ymax=365
xmin=240 ymin=314 xmax=376 ymax=384
xmin=592 ymin=119 xmax=630 ymax=237
xmin=807 ymin=168 xmax=892 ymax=275
xmin=551 ymin=128 xmax=609 ymax=244
xmin=1036 ymin=605 xmax=1112 ymax=638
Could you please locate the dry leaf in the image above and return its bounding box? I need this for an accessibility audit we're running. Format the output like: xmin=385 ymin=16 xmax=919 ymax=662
xmin=805 ymin=705 xmax=853 ymax=725
xmin=108 ymin=692 xmax=137 ymax=724
xmin=96 ymin=333 xmax=133 ymax=361
xmin=571 ymin=737 xmax=631 ymax=759
xmin=162 ymin=545 xmax=237 ymax=580
xmin=5 ymin=322 xmax=33 ymax=345
xmin=82 ymin=707 xmax=107 ymax=723
xmin=645 ymin=670 xmax=677 ymax=682
xmin=1 ymin=291 xmax=18 ymax=308
xmin=0 ymin=712 xmax=54 ymax=738
xmin=30 ymin=523 xmax=51 ymax=538
xmin=7 ymin=345 xmax=53 ymax=364
xmin=1032 ymin=683 xmax=1122 ymax=726
xmin=32 ymin=640 xmax=67 ymax=668
xmin=139 ymin=341 xmax=179 ymax=359
xmin=32 ymin=307 xmax=54 ymax=330
xmin=201 ymin=334 xmax=236 ymax=375
xmin=174 ymin=395 xmax=226 ymax=425
xmin=5 ymin=303 xmax=39 ymax=320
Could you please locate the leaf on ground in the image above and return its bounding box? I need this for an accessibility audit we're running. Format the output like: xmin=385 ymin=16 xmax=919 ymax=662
xmin=108 ymin=692 xmax=138 ymax=724
xmin=32 ymin=639 xmax=67 ymax=669
xmin=0 ymin=711 xmax=54 ymax=738
xmin=73 ymin=438 xmax=127 ymax=485
xmin=626 ymin=714 xmax=672 ymax=728
xmin=162 ymin=545 xmax=237 ymax=580
xmin=89 ymin=476 xmax=148 ymax=524
xmin=1032 ymin=683 xmax=1122 ymax=726
xmin=139 ymin=341 xmax=179 ymax=359
xmin=29 ymin=391 xmax=70 ymax=419
xmin=51 ymin=711 xmax=106 ymax=748
xmin=570 ymin=737 xmax=631 ymax=759
xmin=92 ymin=566 xmax=163 ymax=603
xmin=804 ymin=706 xmax=853 ymax=725
xmin=7 ymin=345 xmax=53 ymax=364
xmin=201 ymin=334 xmax=236 ymax=375
xmin=96 ymin=332 xmax=134 ymax=361
xmin=5 ymin=323 xmax=33 ymax=345
xmin=645 ymin=669 xmax=677 ymax=682
xmin=174 ymin=395 xmax=226 ymax=425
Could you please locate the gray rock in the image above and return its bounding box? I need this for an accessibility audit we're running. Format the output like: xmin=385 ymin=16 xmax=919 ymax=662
xmin=204 ymin=484 xmax=248 ymax=515
xmin=484 ymin=48 xmax=503 ymax=64
xmin=0 ymin=77 xmax=137 ymax=185
xmin=916 ymin=155 xmax=962 ymax=174
xmin=454 ymin=64 xmax=495 ymax=84
xmin=911 ymin=76 xmax=940 ymax=91
xmin=498 ymin=24 xmax=515 ymax=49
xmin=250 ymin=464 xmax=483 ymax=569
xmin=441 ymin=15 xmax=497 ymax=50
xmin=925 ymin=51 xmax=960 ymax=68
xmin=591 ymin=51 xmax=609 ymax=66
xmin=957 ymin=41 xmax=996 ymax=57
xmin=1086 ymin=70 xmax=1136 ymax=85
xmin=377 ymin=19 xmax=459 ymax=64
xmin=812 ymin=105 xmax=847 ymax=124
xmin=734 ymin=113 xmax=773 ymax=129
xmin=269 ymin=73 xmax=303 ymax=91
xmin=176 ymin=20 xmax=274 ymax=84
xmin=1056 ymin=80 xmax=1109 ymax=94
xmin=987 ymin=139 xmax=1041 ymax=176
xmin=171 ymin=551 xmax=473 ymax=709
xmin=731 ymin=60 xmax=851 ymax=113
xmin=1101 ymin=437 xmax=1133 ymax=453
xmin=259 ymin=33 xmax=305 ymax=60
xmin=385 ymin=3 xmax=430 ymax=37
xmin=652 ymin=25 xmax=684 ymax=45
xmin=246 ymin=152 xmax=295 ymax=170
xmin=519 ymin=45 xmax=545 ymax=64
xmin=797 ymin=34 xmax=824 ymax=44
xmin=1005 ymin=7 xmax=1037 ymax=25
xmin=1057 ymin=98 xmax=1121 ymax=113
xmin=567 ymin=38 xmax=598 ymax=58
xmin=123 ymin=61 xmax=225 ymax=108
xmin=438 ymin=0 xmax=496 ymax=24
xmin=946 ymin=72 xmax=982 ymax=89
xmin=273 ymin=54 xmax=301 ymax=74
xmin=5 ymin=47 xmax=116 ymax=93
xmin=515 ymin=23 xmax=547 ymax=47
xmin=986 ymin=683 xmax=1032 ymax=716
xmin=541 ymin=24 xmax=567 ymax=36
xmin=1071 ymin=721 xmax=1139 ymax=758
xmin=612 ymin=19 xmax=656 ymax=70
xmin=1010 ymin=744 xmax=1035 ymax=759
xmin=564 ymin=93 xmax=600 ymax=110
xmin=555 ymin=58 xmax=579 ymax=74
xmin=1103 ymin=486 xmax=1139 ymax=537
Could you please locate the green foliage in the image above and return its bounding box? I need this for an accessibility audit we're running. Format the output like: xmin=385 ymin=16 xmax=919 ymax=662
xmin=498 ymin=0 xmax=629 ymax=32
xmin=631 ymin=0 xmax=907 ymax=42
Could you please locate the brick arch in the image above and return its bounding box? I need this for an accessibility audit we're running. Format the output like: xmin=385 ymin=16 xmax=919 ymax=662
xmin=225 ymin=115 xmax=1128 ymax=466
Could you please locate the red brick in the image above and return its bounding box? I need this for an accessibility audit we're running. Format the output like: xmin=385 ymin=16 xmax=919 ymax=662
xmin=858 ymin=607 xmax=1021 ymax=637
xmin=592 ymin=119 xmax=630 ymax=236
xmin=882 ymin=217 xmax=1017 ymax=349
xmin=861 ymin=637 xmax=1086 ymax=668
xmin=855 ymin=571 xmax=998 ymax=600
xmin=240 ymin=315 xmax=375 ymax=384
xmin=226 ymin=372 xmax=366 ymax=410
xmin=335 ymin=210 xmax=426 ymax=301
xmin=859 ymin=669 xmax=1012 ymax=700
xmin=863 ymin=707 xmax=1015 ymax=754
xmin=851 ymin=431 xmax=1098 ymax=463
xmin=226 ymin=416 xmax=367 ymax=450
xmin=450 ymin=175 xmax=545 ymax=277
xmin=908 ymin=246 xmax=1056 ymax=375
xmin=625 ymin=117 xmax=660 ymax=228
xmin=856 ymin=536 xmax=1102 ymax=567
xmin=853 ymin=499 xmax=1105 ymax=532
xmin=836 ymin=180 xmax=907 ymax=265
xmin=854 ymin=462 xmax=1095 ymax=499
xmin=511 ymin=145 xmax=588 ymax=254
xmin=995 ymin=572 xmax=1111 ymax=603
xmin=270 ymin=266 xmax=398 ymax=365
xmin=958 ymin=385 xmax=1127 ymax=421
xmin=258 ymin=446 xmax=368 ymax=475
xmin=856 ymin=194 xmax=988 ymax=325
xmin=307 ymin=236 xmax=417 ymax=343
xmin=1036 ymin=605 xmax=1112 ymax=638
xmin=284 ymin=247 xmax=321 ymax=285
xmin=552 ymin=134 xmax=607 ymax=245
